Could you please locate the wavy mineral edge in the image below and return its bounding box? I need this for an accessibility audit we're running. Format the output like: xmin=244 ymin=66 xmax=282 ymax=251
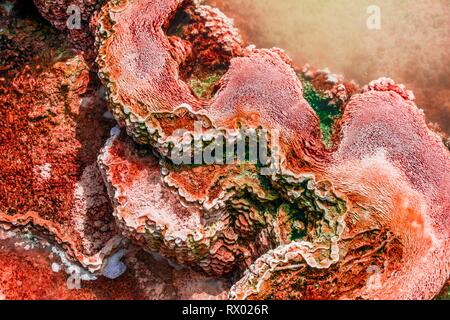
xmin=92 ymin=0 xmax=450 ymax=299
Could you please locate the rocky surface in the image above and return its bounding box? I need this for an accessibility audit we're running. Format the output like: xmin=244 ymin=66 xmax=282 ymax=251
xmin=1 ymin=0 xmax=448 ymax=300
xmin=231 ymin=83 xmax=450 ymax=299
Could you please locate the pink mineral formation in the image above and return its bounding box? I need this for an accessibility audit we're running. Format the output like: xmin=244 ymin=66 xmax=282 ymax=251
xmin=1 ymin=0 xmax=449 ymax=300
xmin=231 ymin=84 xmax=450 ymax=300
xmin=94 ymin=0 xmax=450 ymax=299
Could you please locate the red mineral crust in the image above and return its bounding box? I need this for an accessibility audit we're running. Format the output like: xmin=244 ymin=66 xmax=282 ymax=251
xmin=1 ymin=0 xmax=231 ymax=300
xmin=98 ymin=130 xmax=276 ymax=275
xmin=94 ymin=0 xmax=450 ymax=300
xmin=231 ymin=82 xmax=450 ymax=300
xmin=96 ymin=0 xmax=325 ymax=172
xmin=0 ymin=231 xmax=229 ymax=300
xmin=94 ymin=0 xmax=337 ymax=277
xmin=2 ymin=0 xmax=449 ymax=300
xmin=32 ymin=0 xmax=99 ymax=31
xmin=33 ymin=0 xmax=102 ymax=65
xmin=0 ymin=234 xmax=141 ymax=300
xmin=0 ymin=52 xmax=123 ymax=273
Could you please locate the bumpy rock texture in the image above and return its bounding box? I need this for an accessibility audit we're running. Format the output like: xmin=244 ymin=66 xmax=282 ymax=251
xmin=1 ymin=0 xmax=449 ymax=300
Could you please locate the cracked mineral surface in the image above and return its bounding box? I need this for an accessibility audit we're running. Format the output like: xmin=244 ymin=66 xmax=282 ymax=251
xmin=0 ymin=0 xmax=449 ymax=300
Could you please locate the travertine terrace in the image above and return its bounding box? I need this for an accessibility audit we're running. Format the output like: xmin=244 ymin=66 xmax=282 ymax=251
xmin=0 ymin=0 xmax=449 ymax=300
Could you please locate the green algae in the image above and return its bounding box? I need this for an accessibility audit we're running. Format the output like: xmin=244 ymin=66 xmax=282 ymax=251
xmin=190 ymin=73 xmax=222 ymax=99
xmin=275 ymin=176 xmax=347 ymax=242
xmin=299 ymin=75 xmax=342 ymax=148
xmin=281 ymin=203 xmax=308 ymax=241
